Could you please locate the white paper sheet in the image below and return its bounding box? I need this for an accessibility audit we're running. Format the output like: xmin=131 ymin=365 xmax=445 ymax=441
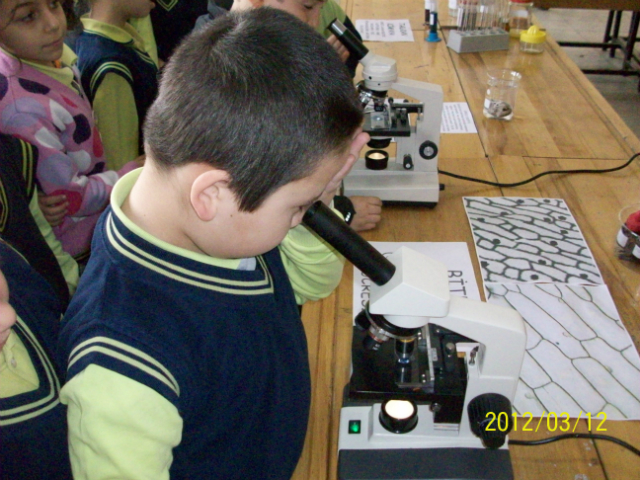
xmin=486 ymin=282 xmax=640 ymax=420
xmin=351 ymin=242 xmax=480 ymax=321
xmin=441 ymin=102 xmax=478 ymax=134
xmin=355 ymin=20 xmax=415 ymax=42
xmin=463 ymin=197 xmax=640 ymax=419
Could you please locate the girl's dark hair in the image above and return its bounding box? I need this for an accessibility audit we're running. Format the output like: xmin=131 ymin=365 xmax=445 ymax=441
xmin=63 ymin=0 xmax=81 ymax=30
xmin=73 ymin=0 xmax=91 ymax=17
xmin=144 ymin=7 xmax=363 ymax=212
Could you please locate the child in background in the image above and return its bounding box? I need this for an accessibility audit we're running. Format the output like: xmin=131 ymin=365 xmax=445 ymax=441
xmin=0 ymin=239 xmax=72 ymax=480
xmin=200 ymin=0 xmax=383 ymax=232
xmin=73 ymin=0 xmax=159 ymax=169
xmin=0 ymin=0 xmax=143 ymax=261
xmin=59 ymin=9 xmax=367 ymax=479
xmin=199 ymin=0 xmax=359 ymax=77
xmin=318 ymin=0 xmax=362 ymax=75
xmin=0 ymin=133 xmax=78 ymax=309
xmin=150 ymin=0 xmax=208 ymax=62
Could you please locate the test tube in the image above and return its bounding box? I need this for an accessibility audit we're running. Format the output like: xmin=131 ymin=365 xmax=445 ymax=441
xmin=449 ymin=0 xmax=458 ymax=18
xmin=478 ymin=0 xmax=487 ymax=29
xmin=457 ymin=1 xmax=469 ymax=31
xmin=498 ymin=0 xmax=509 ymax=30
xmin=463 ymin=0 xmax=478 ymax=31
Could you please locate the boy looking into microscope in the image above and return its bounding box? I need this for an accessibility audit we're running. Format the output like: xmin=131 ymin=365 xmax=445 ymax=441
xmin=58 ymin=8 xmax=367 ymax=480
xmin=199 ymin=0 xmax=384 ymax=232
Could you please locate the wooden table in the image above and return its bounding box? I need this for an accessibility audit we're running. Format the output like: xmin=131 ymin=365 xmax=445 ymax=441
xmin=291 ymin=1 xmax=640 ymax=478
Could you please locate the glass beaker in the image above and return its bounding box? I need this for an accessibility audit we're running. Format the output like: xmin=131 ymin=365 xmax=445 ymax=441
xmin=483 ymin=69 xmax=521 ymax=121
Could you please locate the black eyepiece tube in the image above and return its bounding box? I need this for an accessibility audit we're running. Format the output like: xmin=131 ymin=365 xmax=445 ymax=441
xmin=328 ymin=18 xmax=369 ymax=62
xmin=302 ymin=201 xmax=396 ymax=286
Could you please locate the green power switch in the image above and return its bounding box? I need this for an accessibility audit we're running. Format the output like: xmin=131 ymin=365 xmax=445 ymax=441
xmin=348 ymin=420 xmax=361 ymax=434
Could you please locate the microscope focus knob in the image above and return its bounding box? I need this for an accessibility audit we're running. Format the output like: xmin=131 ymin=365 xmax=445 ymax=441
xmin=467 ymin=393 xmax=513 ymax=449
xmin=419 ymin=140 xmax=438 ymax=160
xmin=379 ymin=399 xmax=418 ymax=434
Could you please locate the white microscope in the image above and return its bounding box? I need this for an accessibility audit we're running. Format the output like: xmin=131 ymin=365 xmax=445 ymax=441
xmin=329 ymin=20 xmax=444 ymax=205
xmin=303 ymin=202 xmax=526 ymax=480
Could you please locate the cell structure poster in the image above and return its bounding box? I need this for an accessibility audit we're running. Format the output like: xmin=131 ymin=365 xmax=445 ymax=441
xmin=487 ymin=282 xmax=640 ymax=420
xmin=463 ymin=196 xmax=603 ymax=287
xmin=463 ymin=197 xmax=640 ymax=419
xmin=352 ymin=242 xmax=480 ymax=322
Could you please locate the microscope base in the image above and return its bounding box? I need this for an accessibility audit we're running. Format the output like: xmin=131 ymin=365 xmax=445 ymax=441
xmin=338 ymin=447 xmax=514 ymax=480
xmin=343 ymin=161 xmax=440 ymax=204
xmin=337 ymin=402 xmax=514 ymax=480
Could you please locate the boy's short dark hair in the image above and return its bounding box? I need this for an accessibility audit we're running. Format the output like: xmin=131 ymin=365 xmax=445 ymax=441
xmin=143 ymin=7 xmax=363 ymax=212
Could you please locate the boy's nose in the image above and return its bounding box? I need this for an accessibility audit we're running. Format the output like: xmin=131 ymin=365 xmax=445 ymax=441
xmin=307 ymin=9 xmax=321 ymax=29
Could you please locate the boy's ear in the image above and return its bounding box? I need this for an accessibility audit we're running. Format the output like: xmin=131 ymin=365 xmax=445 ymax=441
xmin=332 ymin=130 xmax=370 ymax=184
xmin=189 ymin=169 xmax=231 ymax=222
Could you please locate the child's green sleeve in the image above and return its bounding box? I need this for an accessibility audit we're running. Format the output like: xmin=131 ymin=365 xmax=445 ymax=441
xmin=93 ymin=74 xmax=140 ymax=170
xmin=29 ymin=192 xmax=79 ymax=296
xmin=60 ymin=364 xmax=182 ymax=480
xmin=279 ymin=209 xmax=346 ymax=305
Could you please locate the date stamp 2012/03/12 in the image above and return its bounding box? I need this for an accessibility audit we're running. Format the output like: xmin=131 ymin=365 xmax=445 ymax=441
xmin=485 ymin=411 xmax=607 ymax=433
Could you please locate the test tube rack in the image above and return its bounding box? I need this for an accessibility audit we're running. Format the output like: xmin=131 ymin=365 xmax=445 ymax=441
xmin=447 ymin=28 xmax=509 ymax=53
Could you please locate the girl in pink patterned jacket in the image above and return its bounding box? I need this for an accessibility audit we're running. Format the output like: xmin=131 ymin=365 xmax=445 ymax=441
xmin=0 ymin=0 xmax=141 ymax=260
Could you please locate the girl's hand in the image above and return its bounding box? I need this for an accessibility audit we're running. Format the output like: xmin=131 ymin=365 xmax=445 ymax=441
xmin=38 ymin=192 xmax=69 ymax=227
xmin=349 ymin=196 xmax=383 ymax=232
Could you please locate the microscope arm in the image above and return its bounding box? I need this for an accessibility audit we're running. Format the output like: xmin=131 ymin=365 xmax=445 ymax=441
xmin=431 ymin=296 xmax=526 ymax=401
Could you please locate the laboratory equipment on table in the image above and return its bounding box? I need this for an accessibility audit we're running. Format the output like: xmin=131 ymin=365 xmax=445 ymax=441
xmin=303 ymin=202 xmax=526 ymax=480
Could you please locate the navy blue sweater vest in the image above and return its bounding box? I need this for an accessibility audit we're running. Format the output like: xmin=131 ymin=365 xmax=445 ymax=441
xmin=76 ymin=32 xmax=158 ymax=155
xmin=151 ymin=0 xmax=209 ymax=61
xmin=0 ymin=241 xmax=71 ymax=480
xmin=59 ymin=208 xmax=311 ymax=479
xmin=0 ymin=134 xmax=70 ymax=308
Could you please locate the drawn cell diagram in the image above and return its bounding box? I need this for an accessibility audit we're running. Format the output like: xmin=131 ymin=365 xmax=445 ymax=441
xmin=487 ymin=282 xmax=640 ymax=419
xmin=464 ymin=197 xmax=603 ymax=285
xmin=463 ymin=197 xmax=640 ymax=419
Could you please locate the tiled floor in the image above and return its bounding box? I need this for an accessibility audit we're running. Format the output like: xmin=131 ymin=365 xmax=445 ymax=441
xmin=533 ymin=8 xmax=640 ymax=140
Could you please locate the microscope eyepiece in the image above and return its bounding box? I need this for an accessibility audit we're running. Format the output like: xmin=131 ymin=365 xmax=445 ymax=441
xmin=328 ymin=18 xmax=369 ymax=62
xmin=302 ymin=201 xmax=395 ymax=286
